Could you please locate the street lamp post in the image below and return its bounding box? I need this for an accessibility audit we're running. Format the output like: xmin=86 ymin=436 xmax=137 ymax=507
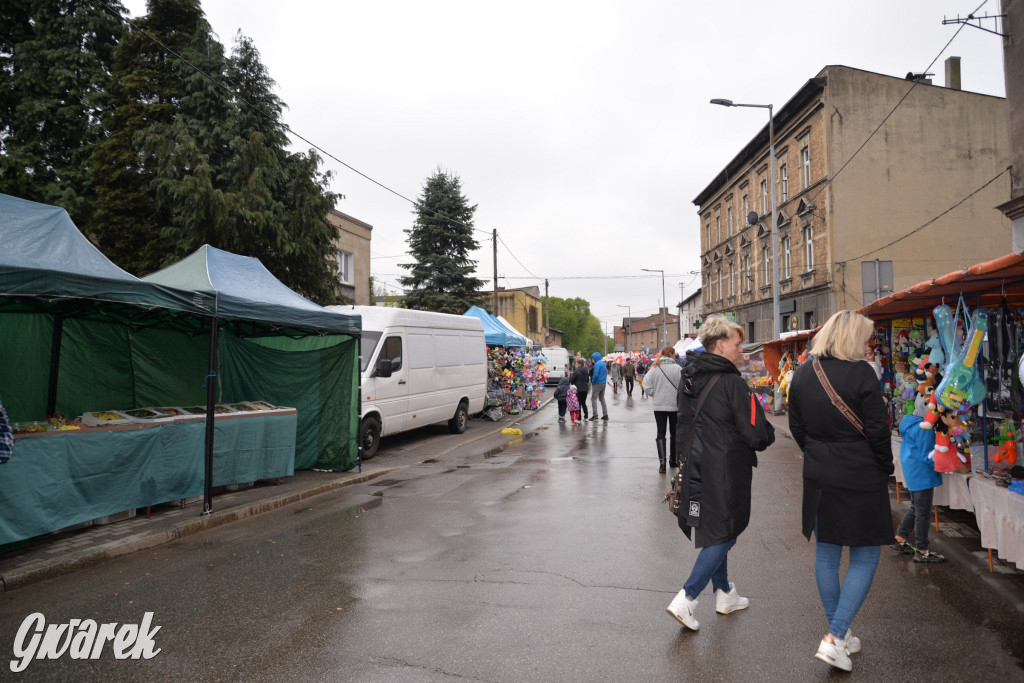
xmin=641 ymin=268 xmax=667 ymax=347
xmin=616 ymin=304 xmax=631 ymax=356
xmin=711 ymin=98 xmax=780 ymax=413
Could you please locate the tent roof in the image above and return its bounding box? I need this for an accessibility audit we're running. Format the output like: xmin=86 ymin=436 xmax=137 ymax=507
xmin=857 ymin=251 xmax=1024 ymax=321
xmin=0 ymin=193 xmax=210 ymax=323
xmin=463 ymin=306 xmax=527 ymax=346
xmin=495 ymin=314 xmax=530 ymax=347
xmin=142 ymin=245 xmax=359 ymax=336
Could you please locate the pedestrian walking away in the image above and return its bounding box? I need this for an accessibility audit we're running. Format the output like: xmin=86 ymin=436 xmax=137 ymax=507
xmin=589 ymin=352 xmax=609 ymax=420
xmin=553 ymin=375 xmax=571 ymax=423
xmin=643 ymin=346 xmax=683 ymax=472
xmin=608 ymin=359 xmax=622 ymax=394
xmin=622 ymin=360 xmax=635 ymax=397
xmin=666 ymin=315 xmax=775 ymax=633
xmin=787 ymin=310 xmax=894 ymax=673
xmin=891 ymin=399 xmax=946 ymax=563
xmin=571 ymin=359 xmax=591 ymax=420
xmin=637 ymin=360 xmax=648 ymax=397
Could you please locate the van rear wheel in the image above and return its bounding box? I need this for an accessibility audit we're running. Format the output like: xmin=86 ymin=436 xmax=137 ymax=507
xmin=360 ymin=415 xmax=381 ymax=459
xmin=448 ymin=401 xmax=469 ymax=434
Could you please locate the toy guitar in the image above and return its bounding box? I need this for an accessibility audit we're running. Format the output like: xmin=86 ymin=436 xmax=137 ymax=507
xmin=935 ymin=309 xmax=988 ymax=411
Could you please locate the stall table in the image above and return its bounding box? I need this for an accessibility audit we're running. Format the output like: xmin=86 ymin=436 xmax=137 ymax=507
xmin=0 ymin=409 xmax=296 ymax=546
xmin=969 ymin=475 xmax=1024 ymax=571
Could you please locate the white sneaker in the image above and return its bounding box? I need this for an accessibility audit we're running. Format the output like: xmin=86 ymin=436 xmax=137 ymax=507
xmin=666 ymin=590 xmax=699 ymax=631
xmin=714 ymin=582 xmax=750 ymax=614
xmin=815 ymin=636 xmax=853 ymax=672
xmin=845 ymin=630 xmax=861 ymax=654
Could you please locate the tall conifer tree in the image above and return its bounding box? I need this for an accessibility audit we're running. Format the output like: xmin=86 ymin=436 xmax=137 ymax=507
xmin=400 ymin=169 xmax=484 ymax=313
xmin=0 ymin=0 xmax=125 ymax=224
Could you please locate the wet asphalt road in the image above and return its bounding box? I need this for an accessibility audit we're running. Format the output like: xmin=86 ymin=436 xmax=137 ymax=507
xmin=2 ymin=389 xmax=1023 ymax=681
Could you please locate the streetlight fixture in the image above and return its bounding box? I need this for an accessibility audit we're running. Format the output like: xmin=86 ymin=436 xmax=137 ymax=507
xmin=616 ymin=304 xmax=631 ymax=356
xmin=711 ymin=97 xmax=781 ymax=413
xmin=641 ymin=268 xmax=667 ymax=348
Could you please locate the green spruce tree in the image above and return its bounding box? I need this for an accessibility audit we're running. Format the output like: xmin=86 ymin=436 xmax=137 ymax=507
xmin=400 ymin=169 xmax=485 ymax=313
xmin=0 ymin=0 xmax=125 ymax=224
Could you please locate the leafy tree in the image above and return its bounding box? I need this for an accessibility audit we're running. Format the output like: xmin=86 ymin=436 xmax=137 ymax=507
xmin=0 ymin=0 xmax=125 ymax=224
xmin=547 ymin=296 xmax=609 ymax=356
xmin=400 ymin=169 xmax=484 ymax=313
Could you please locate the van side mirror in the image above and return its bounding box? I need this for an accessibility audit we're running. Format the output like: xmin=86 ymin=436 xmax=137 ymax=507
xmin=375 ymin=358 xmax=393 ymax=378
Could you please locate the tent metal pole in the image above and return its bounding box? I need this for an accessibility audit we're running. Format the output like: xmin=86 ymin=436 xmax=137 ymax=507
xmin=45 ymin=313 xmax=65 ymax=416
xmin=202 ymin=317 xmax=219 ymax=515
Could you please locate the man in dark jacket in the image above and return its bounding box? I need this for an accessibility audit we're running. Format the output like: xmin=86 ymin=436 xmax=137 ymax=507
xmin=666 ymin=315 xmax=775 ymax=632
xmin=570 ymin=360 xmax=590 ymax=420
xmin=553 ymin=376 xmax=571 ymax=423
xmin=622 ymin=360 xmax=636 ymax=397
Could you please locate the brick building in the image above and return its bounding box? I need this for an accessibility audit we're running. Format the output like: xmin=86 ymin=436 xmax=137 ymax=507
xmin=614 ymin=308 xmax=680 ymax=354
xmin=694 ymin=64 xmax=1008 ymax=342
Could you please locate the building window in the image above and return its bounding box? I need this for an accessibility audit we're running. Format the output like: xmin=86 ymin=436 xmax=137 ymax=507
xmin=801 ymin=147 xmax=810 ymax=188
xmin=780 ymin=164 xmax=788 ymax=202
xmin=748 ymin=321 xmax=755 ymax=341
xmin=337 ymin=250 xmax=354 ymax=285
xmin=763 ymin=246 xmax=771 ymax=283
xmin=743 ymin=254 xmax=751 ymax=291
xmin=760 ymin=179 xmax=768 ymax=214
xmin=742 ymin=194 xmax=749 ymax=218
xmin=716 ymin=215 xmax=721 ymax=242
xmin=782 ymin=314 xmax=791 ymax=332
xmin=717 ymin=267 xmax=723 ymax=301
xmin=803 ymin=226 xmax=813 ymax=270
xmin=782 ymin=236 xmax=791 ymax=278
xmin=706 ymin=220 xmax=711 ymax=248
xmin=804 ymin=311 xmax=814 ymax=329
xmin=727 ymin=206 xmax=734 ymax=235
xmin=728 ymin=261 xmax=734 ymax=297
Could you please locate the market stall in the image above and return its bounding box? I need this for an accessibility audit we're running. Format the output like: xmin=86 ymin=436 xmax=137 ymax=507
xmin=464 ymin=306 xmax=528 ymax=347
xmin=0 ymin=193 xmax=360 ymax=544
xmin=763 ymin=251 xmax=1024 ymax=569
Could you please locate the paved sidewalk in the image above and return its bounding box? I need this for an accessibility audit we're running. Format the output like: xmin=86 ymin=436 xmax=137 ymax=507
xmin=0 ymin=400 xmax=553 ymax=592
xmin=766 ymin=411 xmax=1024 ymax=614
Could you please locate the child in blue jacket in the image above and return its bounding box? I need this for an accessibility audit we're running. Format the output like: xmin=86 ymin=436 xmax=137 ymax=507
xmin=892 ymin=405 xmax=945 ymax=563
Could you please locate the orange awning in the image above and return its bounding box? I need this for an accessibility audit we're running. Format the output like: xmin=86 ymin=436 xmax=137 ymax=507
xmin=762 ymin=251 xmax=1024 ymax=378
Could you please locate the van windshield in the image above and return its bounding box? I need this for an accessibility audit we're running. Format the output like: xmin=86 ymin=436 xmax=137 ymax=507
xmin=359 ymin=332 xmax=382 ymax=372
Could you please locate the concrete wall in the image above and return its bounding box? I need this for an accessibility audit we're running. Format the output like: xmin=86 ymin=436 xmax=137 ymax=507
xmin=825 ymin=66 xmax=1009 ymax=309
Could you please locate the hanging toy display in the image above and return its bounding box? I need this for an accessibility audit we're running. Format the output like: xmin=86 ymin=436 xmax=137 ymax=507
xmin=486 ymin=346 xmax=547 ymax=414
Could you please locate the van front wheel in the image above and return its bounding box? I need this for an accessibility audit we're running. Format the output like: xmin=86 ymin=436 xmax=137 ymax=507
xmin=448 ymin=401 xmax=469 ymax=434
xmin=360 ymin=415 xmax=381 ymax=459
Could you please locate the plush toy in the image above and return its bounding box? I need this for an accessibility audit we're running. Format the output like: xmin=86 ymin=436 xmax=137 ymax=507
xmin=895 ymin=330 xmax=911 ymax=357
xmin=930 ymin=415 xmax=959 ymax=473
xmin=925 ymin=329 xmax=945 ymax=367
xmin=900 ymin=372 xmax=918 ymax=415
xmin=920 ymin=392 xmax=943 ymax=430
xmin=946 ymin=413 xmax=971 ymax=463
xmin=992 ymin=420 xmax=1018 ymax=466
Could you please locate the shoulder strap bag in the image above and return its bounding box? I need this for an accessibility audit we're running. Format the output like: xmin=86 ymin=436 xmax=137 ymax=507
xmin=812 ymin=358 xmax=867 ymax=439
xmin=659 ymin=365 xmax=679 ymax=393
xmin=665 ymin=374 xmax=721 ymax=516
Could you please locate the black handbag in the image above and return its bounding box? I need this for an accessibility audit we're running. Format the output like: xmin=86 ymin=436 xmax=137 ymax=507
xmin=665 ymin=374 xmax=721 ymax=517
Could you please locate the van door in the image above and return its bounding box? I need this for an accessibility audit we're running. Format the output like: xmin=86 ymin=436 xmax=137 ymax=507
xmin=371 ymin=334 xmax=408 ymax=435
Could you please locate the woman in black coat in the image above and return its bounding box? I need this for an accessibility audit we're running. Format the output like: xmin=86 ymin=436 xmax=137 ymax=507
xmin=788 ymin=310 xmax=893 ymax=673
xmin=570 ymin=360 xmax=590 ymax=420
xmin=665 ymin=315 xmax=775 ymax=632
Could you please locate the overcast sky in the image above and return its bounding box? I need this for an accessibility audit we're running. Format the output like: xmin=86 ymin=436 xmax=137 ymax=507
xmin=123 ymin=0 xmax=1008 ymax=330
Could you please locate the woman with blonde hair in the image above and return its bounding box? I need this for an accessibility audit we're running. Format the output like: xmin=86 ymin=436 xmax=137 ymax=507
xmin=666 ymin=315 xmax=775 ymax=631
xmin=787 ymin=310 xmax=893 ymax=673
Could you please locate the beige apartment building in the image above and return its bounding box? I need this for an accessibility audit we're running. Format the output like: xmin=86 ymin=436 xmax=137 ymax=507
xmin=694 ymin=64 xmax=1009 ymax=342
xmin=327 ymin=209 xmax=372 ymax=305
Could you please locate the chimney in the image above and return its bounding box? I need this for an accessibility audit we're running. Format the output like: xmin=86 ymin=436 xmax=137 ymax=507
xmin=945 ymin=56 xmax=961 ymax=90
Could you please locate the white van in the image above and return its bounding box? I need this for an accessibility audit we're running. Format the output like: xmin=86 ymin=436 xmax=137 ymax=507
xmin=541 ymin=347 xmax=570 ymax=384
xmin=327 ymin=306 xmax=487 ymax=459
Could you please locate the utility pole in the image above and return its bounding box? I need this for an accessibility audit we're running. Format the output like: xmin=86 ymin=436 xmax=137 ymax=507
xmin=544 ymin=279 xmax=550 ymax=346
xmin=492 ymin=228 xmax=498 ymax=314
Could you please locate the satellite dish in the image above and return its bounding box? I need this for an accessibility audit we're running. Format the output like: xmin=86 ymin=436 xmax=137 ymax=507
xmin=747 ymin=211 xmax=758 ymax=225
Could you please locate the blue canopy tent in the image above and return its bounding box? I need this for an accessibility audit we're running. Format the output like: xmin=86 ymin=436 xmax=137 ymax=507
xmin=463 ymin=305 xmax=528 ymax=347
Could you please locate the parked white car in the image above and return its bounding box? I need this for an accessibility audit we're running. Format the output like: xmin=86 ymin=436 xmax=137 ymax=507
xmin=327 ymin=306 xmax=487 ymax=459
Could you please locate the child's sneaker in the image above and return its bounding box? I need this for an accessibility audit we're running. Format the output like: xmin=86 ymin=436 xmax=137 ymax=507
xmin=890 ymin=538 xmax=915 ymax=554
xmin=914 ymin=549 xmax=945 ymax=563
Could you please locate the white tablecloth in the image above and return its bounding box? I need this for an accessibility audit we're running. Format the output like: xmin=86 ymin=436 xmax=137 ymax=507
xmin=891 ymin=446 xmax=973 ymax=510
xmin=969 ymin=476 xmax=1024 ymax=569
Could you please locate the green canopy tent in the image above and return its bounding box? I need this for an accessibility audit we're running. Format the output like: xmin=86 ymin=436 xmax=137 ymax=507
xmin=143 ymin=246 xmax=362 ymax=513
xmin=0 ymin=193 xmax=360 ymax=542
